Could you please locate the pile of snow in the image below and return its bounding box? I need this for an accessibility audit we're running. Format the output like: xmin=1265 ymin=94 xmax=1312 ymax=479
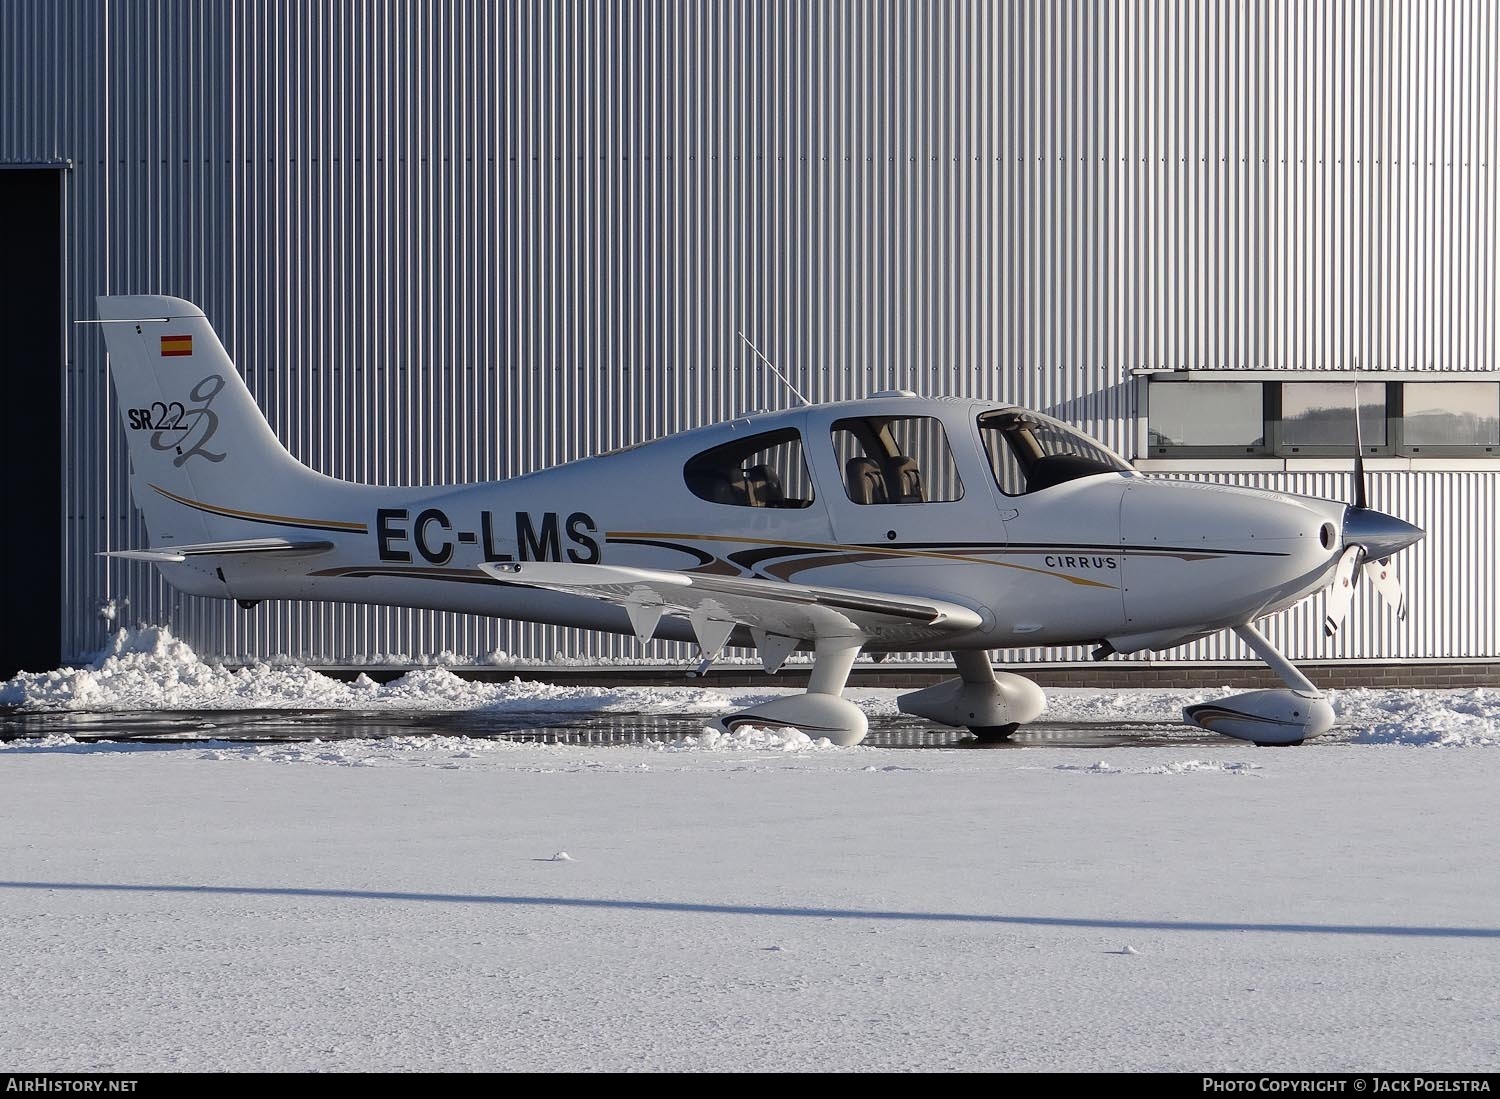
xmin=0 ymin=733 xmax=80 ymax=751
xmin=0 ymin=626 xmax=737 ymax=717
xmin=1141 ymin=759 xmax=1260 ymax=775
xmin=651 ymin=725 xmax=842 ymax=753
xmin=1333 ymin=687 xmax=1499 ymax=747
xmin=1052 ymin=758 xmax=1260 ymax=775
xmin=0 ymin=626 xmax=353 ymax=711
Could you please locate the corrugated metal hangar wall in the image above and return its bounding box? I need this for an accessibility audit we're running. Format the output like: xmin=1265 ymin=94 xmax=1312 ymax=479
xmin=2 ymin=1 xmax=1496 ymax=668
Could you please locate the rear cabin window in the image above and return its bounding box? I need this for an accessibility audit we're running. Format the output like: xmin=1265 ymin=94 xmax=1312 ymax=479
xmin=830 ymin=415 xmax=964 ymax=504
xmin=683 ymin=429 xmax=815 ymax=508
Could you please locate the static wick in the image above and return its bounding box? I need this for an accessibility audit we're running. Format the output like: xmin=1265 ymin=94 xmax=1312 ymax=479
xmin=737 ymin=331 xmax=809 ymax=407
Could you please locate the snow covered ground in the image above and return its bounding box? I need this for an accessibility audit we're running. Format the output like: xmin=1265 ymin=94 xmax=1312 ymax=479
xmin=4 ymin=625 xmax=1497 ymax=746
xmin=3 ymin=629 xmax=1499 ymax=1071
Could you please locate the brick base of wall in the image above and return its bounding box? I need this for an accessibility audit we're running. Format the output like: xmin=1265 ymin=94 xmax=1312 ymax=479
xmin=322 ymin=661 xmax=1500 ymax=691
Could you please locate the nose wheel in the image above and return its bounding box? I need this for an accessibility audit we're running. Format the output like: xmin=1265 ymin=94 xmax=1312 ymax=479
xmin=967 ymin=723 xmax=1020 ymax=742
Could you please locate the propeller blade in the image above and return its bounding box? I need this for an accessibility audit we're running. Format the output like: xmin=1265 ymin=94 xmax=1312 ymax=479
xmin=1351 ymin=379 xmax=1368 ymax=510
xmin=1323 ymin=544 xmax=1364 ymax=637
xmin=1363 ymin=556 xmax=1409 ymax=622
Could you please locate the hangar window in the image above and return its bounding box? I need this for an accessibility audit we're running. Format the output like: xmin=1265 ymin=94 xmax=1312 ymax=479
xmin=978 ymin=410 xmax=1132 ymax=496
xmin=831 ymin=415 xmax=964 ymax=504
xmin=683 ymin=429 xmax=815 ymax=508
xmin=1402 ymin=382 xmax=1500 ymax=452
xmin=1147 ymin=382 xmax=1267 ymax=451
xmin=1280 ymin=383 xmax=1386 ymax=451
xmin=1143 ymin=378 xmax=1500 ymax=459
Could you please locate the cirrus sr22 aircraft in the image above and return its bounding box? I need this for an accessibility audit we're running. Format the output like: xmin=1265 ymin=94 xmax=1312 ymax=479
xmin=96 ymin=295 xmax=1424 ymax=746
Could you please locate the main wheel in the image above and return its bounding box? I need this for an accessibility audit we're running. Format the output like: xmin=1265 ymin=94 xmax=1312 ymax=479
xmin=967 ymin=723 xmax=1020 ymax=742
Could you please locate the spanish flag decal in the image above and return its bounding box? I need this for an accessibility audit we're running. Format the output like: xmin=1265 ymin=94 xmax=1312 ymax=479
xmin=160 ymin=334 xmax=193 ymax=357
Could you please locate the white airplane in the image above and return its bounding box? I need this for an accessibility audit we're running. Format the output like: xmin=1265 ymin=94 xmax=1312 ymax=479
xmin=95 ymin=295 xmax=1423 ymax=746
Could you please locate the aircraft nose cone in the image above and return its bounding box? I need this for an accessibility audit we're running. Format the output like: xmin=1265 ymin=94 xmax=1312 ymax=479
xmin=1343 ymin=506 xmax=1425 ymax=560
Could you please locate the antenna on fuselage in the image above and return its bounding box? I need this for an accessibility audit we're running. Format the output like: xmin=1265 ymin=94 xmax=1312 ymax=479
xmin=737 ymin=331 xmax=809 ymax=407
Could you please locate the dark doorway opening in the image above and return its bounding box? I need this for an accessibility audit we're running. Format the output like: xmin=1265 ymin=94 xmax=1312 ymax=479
xmin=0 ymin=168 xmax=64 ymax=680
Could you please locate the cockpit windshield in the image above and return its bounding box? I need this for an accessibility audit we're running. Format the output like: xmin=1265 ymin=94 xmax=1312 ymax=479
xmin=977 ymin=410 xmax=1132 ymax=496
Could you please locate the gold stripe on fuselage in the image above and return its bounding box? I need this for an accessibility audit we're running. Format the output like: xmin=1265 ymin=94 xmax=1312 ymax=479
xmin=607 ymin=530 xmax=1119 ymax=589
xmin=150 ymin=484 xmax=370 ymax=534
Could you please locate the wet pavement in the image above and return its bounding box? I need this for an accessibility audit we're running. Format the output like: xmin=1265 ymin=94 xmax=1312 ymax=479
xmin=0 ymin=708 xmax=1213 ymax=749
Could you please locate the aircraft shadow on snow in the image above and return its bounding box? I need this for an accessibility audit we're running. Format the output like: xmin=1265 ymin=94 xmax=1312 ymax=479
xmin=1 ymin=880 xmax=1495 ymax=940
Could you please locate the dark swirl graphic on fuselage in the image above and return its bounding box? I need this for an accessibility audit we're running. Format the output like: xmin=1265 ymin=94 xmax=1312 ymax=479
xmin=150 ymin=374 xmax=227 ymax=466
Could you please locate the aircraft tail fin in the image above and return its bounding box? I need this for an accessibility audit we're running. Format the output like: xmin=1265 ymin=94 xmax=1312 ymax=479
xmin=95 ymin=295 xmax=356 ymax=549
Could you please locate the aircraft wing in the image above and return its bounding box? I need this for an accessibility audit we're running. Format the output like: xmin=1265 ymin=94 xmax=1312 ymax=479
xmin=479 ymin=560 xmax=982 ymax=668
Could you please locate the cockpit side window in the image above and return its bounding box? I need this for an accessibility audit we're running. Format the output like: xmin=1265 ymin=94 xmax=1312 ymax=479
xmin=977 ymin=411 xmax=1131 ymax=496
xmin=830 ymin=415 xmax=964 ymax=505
xmin=683 ymin=429 xmax=815 ymax=508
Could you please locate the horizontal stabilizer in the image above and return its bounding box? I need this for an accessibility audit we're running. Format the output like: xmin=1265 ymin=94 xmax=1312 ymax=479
xmin=100 ymin=538 xmax=334 ymax=564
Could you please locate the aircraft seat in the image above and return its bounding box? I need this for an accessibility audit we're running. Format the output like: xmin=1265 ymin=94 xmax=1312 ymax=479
xmin=686 ymin=467 xmax=751 ymax=505
xmin=884 ymin=456 xmax=924 ymax=502
xmin=744 ymin=463 xmax=785 ymax=507
xmin=845 ymin=457 xmax=888 ymax=505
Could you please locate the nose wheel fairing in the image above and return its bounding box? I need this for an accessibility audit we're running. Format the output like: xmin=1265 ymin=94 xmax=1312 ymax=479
xmin=1183 ymin=692 xmax=1335 ymax=746
xmin=1182 ymin=623 xmax=1337 ymax=746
